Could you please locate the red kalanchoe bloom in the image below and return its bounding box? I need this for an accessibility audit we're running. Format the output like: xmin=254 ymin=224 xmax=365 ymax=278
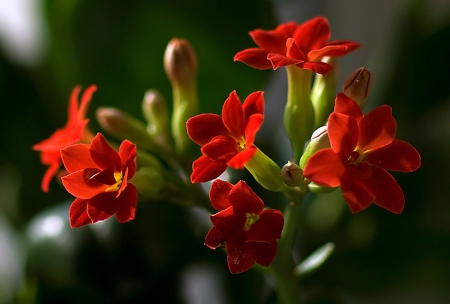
xmin=205 ymin=180 xmax=284 ymax=274
xmin=186 ymin=91 xmax=264 ymax=183
xmin=60 ymin=133 xmax=138 ymax=228
xmin=234 ymin=16 xmax=360 ymax=75
xmin=303 ymin=93 xmax=421 ymax=213
xmin=33 ymin=85 xmax=97 ymax=192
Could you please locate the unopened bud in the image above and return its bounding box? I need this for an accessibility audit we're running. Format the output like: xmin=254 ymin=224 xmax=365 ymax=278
xmin=130 ymin=167 xmax=165 ymax=198
xmin=164 ymin=38 xmax=199 ymax=156
xmin=142 ymin=89 xmax=171 ymax=149
xmin=343 ymin=67 xmax=372 ymax=109
xmin=281 ymin=161 xmax=303 ymax=187
xmin=300 ymin=126 xmax=331 ymax=169
xmin=96 ymin=107 xmax=157 ymax=151
xmin=164 ymin=38 xmax=197 ymax=87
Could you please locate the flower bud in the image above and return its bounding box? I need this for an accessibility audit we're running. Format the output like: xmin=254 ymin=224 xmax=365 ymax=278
xmin=96 ymin=107 xmax=157 ymax=152
xmin=310 ymin=57 xmax=339 ymax=128
xmin=164 ymin=38 xmax=199 ymax=156
xmin=142 ymin=89 xmax=171 ymax=149
xmin=164 ymin=38 xmax=197 ymax=87
xmin=281 ymin=161 xmax=303 ymax=187
xmin=130 ymin=167 xmax=165 ymax=199
xmin=343 ymin=67 xmax=372 ymax=109
xmin=300 ymin=126 xmax=331 ymax=169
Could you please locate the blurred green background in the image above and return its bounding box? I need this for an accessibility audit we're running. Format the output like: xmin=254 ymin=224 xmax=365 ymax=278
xmin=0 ymin=0 xmax=449 ymax=303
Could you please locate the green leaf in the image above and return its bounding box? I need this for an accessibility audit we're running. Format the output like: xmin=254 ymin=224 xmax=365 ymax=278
xmin=294 ymin=242 xmax=335 ymax=277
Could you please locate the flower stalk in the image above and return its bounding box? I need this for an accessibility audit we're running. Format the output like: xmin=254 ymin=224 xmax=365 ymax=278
xmin=284 ymin=65 xmax=315 ymax=163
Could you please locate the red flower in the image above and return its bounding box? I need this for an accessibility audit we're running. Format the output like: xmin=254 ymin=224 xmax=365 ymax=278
xmin=60 ymin=133 xmax=138 ymax=228
xmin=186 ymin=91 xmax=264 ymax=183
xmin=33 ymin=85 xmax=97 ymax=192
xmin=303 ymin=93 xmax=421 ymax=213
xmin=234 ymin=16 xmax=360 ymax=75
xmin=204 ymin=180 xmax=284 ymax=274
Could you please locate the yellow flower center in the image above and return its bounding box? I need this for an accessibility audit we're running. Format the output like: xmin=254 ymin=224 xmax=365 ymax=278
xmin=105 ymin=172 xmax=123 ymax=192
xmin=244 ymin=213 xmax=260 ymax=231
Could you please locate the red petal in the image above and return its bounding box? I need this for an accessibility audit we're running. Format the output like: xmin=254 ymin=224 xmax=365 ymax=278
xmin=246 ymin=209 xmax=284 ymax=242
xmin=210 ymin=206 xmax=246 ymax=235
xmin=201 ymin=135 xmax=238 ymax=161
xmin=340 ymin=170 xmax=376 ymax=213
xmin=293 ymin=16 xmax=330 ymax=53
xmin=244 ymin=114 xmax=263 ymax=146
xmin=275 ymin=21 xmax=298 ymax=37
xmin=286 ymin=38 xmax=307 ymax=61
xmin=303 ymin=149 xmax=344 ymax=187
xmin=87 ymin=192 xmax=119 ymax=223
xmin=67 ymin=86 xmax=81 ymax=122
xmin=186 ymin=114 xmax=229 ymax=146
xmin=296 ymin=60 xmax=333 ymax=75
xmin=89 ymin=133 xmax=121 ymax=171
xmin=334 ymin=93 xmax=363 ymax=122
xmin=209 ymin=179 xmax=233 ymax=211
xmin=267 ymin=53 xmax=303 ymax=70
xmin=226 ymin=237 xmax=256 ymax=274
xmin=371 ymin=167 xmax=405 ymax=214
xmin=307 ymin=41 xmax=361 ymax=61
xmin=222 ymin=91 xmax=245 ymax=138
xmin=364 ymin=139 xmax=421 ymax=172
xmin=243 ymin=91 xmax=264 ymax=119
xmin=89 ymin=166 xmax=116 ymax=185
xmin=119 ymin=139 xmax=137 ymax=178
xmin=328 ymin=112 xmax=359 ymax=157
xmin=229 ymin=180 xmax=264 ymax=214
xmin=115 ymin=184 xmax=138 ymax=222
xmin=204 ymin=226 xmax=225 ymax=249
xmin=252 ymin=241 xmax=278 ymax=267
xmin=249 ymin=29 xmax=287 ymax=54
xmin=77 ymin=85 xmax=97 ymax=122
xmin=61 ymin=143 xmax=97 ymax=173
xmin=190 ymin=155 xmax=228 ymax=183
xmin=40 ymin=161 xmax=61 ymax=193
xmin=62 ymin=169 xmax=109 ymax=199
xmin=233 ymin=48 xmax=273 ymax=70
xmin=227 ymin=145 xmax=256 ymax=169
xmin=358 ymin=105 xmax=396 ymax=152
xmin=69 ymin=198 xmax=91 ymax=228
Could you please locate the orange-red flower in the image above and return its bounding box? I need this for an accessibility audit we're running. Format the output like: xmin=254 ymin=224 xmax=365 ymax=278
xmin=61 ymin=133 xmax=137 ymax=228
xmin=204 ymin=180 xmax=284 ymax=274
xmin=33 ymin=85 xmax=97 ymax=192
xmin=186 ymin=91 xmax=264 ymax=183
xmin=234 ymin=16 xmax=360 ymax=75
xmin=303 ymin=93 xmax=421 ymax=213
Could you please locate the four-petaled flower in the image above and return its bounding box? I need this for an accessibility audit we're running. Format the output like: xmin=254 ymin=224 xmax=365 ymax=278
xmin=33 ymin=85 xmax=97 ymax=192
xmin=204 ymin=180 xmax=284 ymax=274
xmin=61 ymin=133 xmax=138 ymax=228
xmin=234 ymin=16 xmax=360 ymax=75
xmin=186 ymin=90 xmax=264 ymax=183
xmin=303 ymin=93 xmax=421 ymax=213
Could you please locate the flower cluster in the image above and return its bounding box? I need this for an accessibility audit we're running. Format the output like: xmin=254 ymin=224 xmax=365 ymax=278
xmin=33 ymin=16 xmax=421 ymax=281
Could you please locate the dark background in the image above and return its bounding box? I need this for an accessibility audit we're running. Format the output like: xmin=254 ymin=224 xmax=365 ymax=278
xmin=0 ymin=0 xmax=449 ymax=303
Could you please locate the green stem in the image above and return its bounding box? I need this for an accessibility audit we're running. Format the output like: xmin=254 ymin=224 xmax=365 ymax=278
xmin=171 ymin=82 xmax=198 ymax=157
xmin=270 ymin=195 xmax=304 ymax=304
xmin=284 ymin=66 xmax=315 ymax=163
